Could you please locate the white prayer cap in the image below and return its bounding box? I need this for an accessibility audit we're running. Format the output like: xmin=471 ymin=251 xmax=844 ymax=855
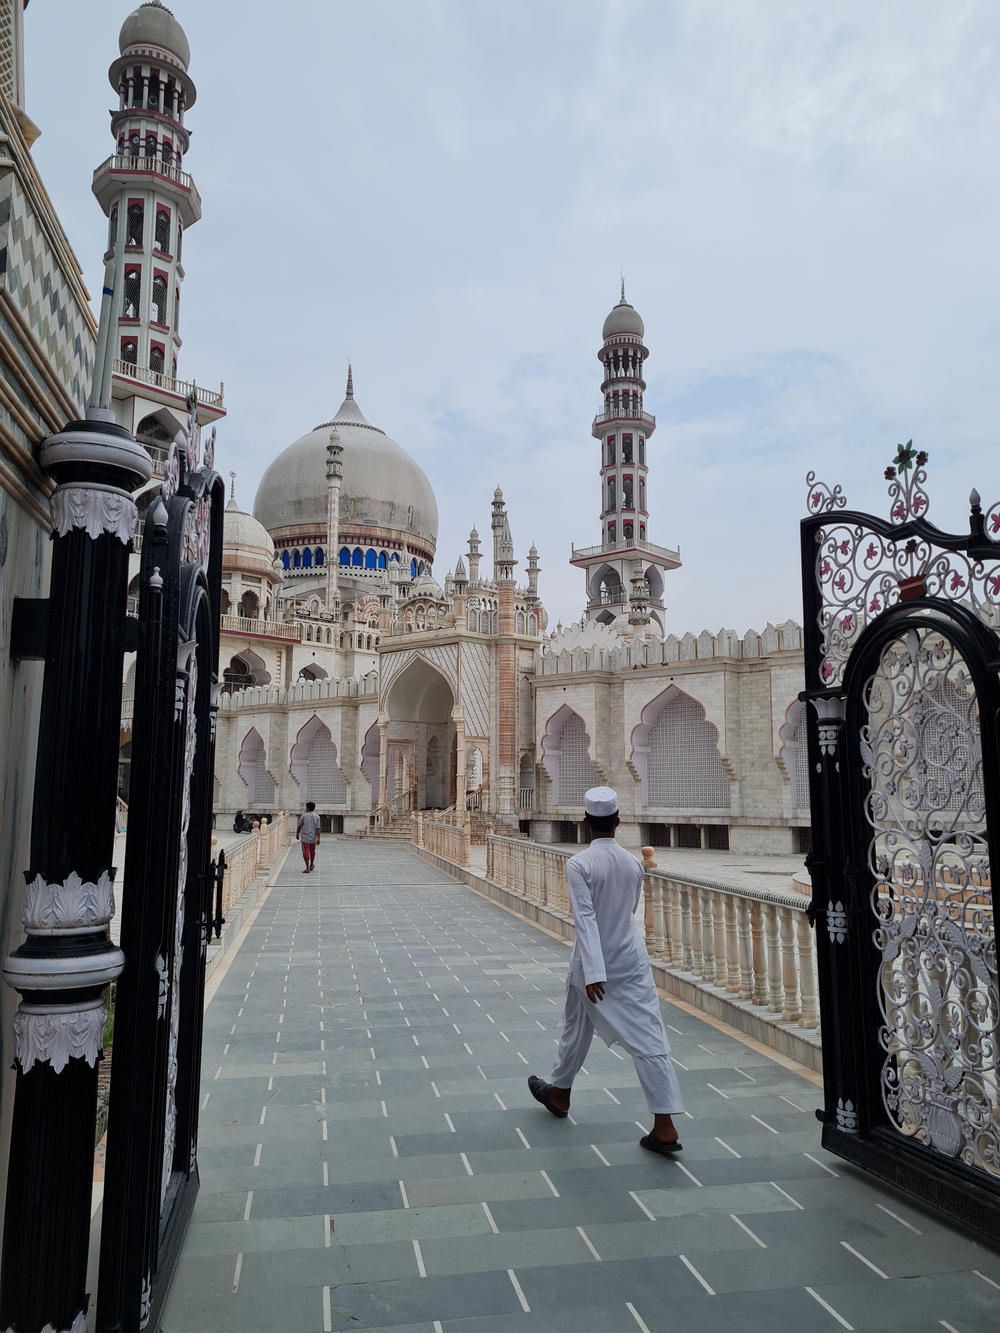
xmin=584 ymin=786 xmax=618 ymax=817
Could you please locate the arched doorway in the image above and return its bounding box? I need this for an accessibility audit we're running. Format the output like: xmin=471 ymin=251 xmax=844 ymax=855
xmin=385 ymin=657 xmax=456 ymax=810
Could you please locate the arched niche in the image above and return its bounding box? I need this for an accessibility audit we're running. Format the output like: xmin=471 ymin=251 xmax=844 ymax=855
xmin=385 ymin=657 xmax=456 ymax=810
xmin=779 ymin=699 xmax=811 ymax=811
xmin=238 ymin=727 xmax=276 ymax=804
xmin=289 ymin=714 xmax=347 ymax=806
xmin=361 ymin=722 xmax=380 ymax=808
xmin=541 ymin=704 xmax=598 ymax=807
xmin=630 ymin=685 xmax=729 ymax=808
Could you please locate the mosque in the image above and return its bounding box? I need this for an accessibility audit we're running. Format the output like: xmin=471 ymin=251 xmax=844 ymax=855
xmin=215 ymin=288 xmax=809 ymax=854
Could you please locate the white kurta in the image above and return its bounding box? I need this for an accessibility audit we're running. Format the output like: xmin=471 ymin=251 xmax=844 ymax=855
xmin=563 ymin=837 xmax=671 ymax=1058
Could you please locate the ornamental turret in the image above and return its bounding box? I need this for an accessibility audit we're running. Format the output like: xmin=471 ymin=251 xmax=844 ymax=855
xmin=93 ymin=2 xmax=200 ymax=385
xmin=570 ymin=285 xmax=681 ymax=637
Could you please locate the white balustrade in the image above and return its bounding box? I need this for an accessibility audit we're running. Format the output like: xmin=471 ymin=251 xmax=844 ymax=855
xmin=478 ymin=833 xmax=819 ymax=1033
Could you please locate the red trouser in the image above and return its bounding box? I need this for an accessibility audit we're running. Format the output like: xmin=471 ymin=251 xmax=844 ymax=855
xmin=301 ymin=840 xmax=316 ymax=867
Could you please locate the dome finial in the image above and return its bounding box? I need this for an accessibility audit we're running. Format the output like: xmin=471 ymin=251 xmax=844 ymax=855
xmin=620 ymin=273 xmax=625 ymax=303
xmin=346 ymin=363 xmax=354 ymax=399
xmin=228 ymin=469 xmax=239 ymax=511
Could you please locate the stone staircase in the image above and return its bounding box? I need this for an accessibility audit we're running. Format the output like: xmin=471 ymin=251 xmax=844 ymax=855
xmin=357 ymin=812 xmax=414 ymax=842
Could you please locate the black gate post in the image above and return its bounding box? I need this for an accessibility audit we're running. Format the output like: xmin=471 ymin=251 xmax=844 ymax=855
xmin=1 ymin=412 xmax=151 ymax=1333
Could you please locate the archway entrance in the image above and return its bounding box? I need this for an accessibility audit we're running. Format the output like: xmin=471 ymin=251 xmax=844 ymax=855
xmin=385 ymin=657 xmax=457 ymax=810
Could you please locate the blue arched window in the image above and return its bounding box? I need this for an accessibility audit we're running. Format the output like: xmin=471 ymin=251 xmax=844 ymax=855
xmin=390 ymin=552 xmax=400 ymax=563
xmin=339 ymin=547 xmax=350 ymax=567
xmin=293 ymin=549 xmax=301 ymax=569
xmin=352 ymin=548 xmax=364 ymax=567
xmin=282 ymin=550 xmax=290 ymax=570
xmin=302 ymin=548 xmax=313 ymax=568
xmin=378 ymin=551 xmax=387 ymax=569
xmin=315 ymin=548 xmax=324 ymax=566
xmin=365 ymin=549 xmax=377 ymax=569
xmin=410 ymin=558 xmax=417 ymax=578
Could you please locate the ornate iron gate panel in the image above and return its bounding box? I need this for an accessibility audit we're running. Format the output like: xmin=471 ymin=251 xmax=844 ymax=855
xmin=96 ymin=418 xmax=223 ymax=1331
xmin=802 ymin=448 xmax=1000 ymax=1239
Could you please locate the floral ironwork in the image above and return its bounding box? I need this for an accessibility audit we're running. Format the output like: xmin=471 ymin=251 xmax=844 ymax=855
xmin=862 ymin=629 xmax=999 ymax=1171
xmin=806 ymin=449 xmax=1000 ymax=687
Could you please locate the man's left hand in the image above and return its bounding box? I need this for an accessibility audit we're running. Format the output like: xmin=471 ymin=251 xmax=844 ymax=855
xmin=586 ymin=982 xmax=605 ymax=1003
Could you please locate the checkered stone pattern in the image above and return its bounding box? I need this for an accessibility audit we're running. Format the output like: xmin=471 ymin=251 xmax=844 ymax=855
xmin=0 ymin=161 xmax=95 ymax=440
xmin=161 ymin=843 xmax=1000 ymax=1331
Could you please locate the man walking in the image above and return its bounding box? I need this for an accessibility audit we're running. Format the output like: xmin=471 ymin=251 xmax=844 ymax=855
xmin=296 ymin=801 xmax=321 ymax=873
xmin=528 ymin=786 xmax=684 ymax=1154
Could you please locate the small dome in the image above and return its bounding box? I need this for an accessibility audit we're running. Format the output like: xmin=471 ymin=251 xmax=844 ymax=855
xmin=223 ymin=504 xmax=274 ymax=564
xmin=409 ymin=572 xmax=444 ymax=599
xmin=602 ymin=294 xmax=645 ymax=341
xmin=119 ymin=2 xmax=190 ymax=69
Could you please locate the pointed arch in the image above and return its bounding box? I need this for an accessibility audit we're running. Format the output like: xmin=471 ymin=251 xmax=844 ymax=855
xmin=223 ymin=648 xmax=270 ymax=692
xmin=361 ymin=722 xmax=380 ymax=808
xmin=289 ymin=715 xmax=347 ymax=805
xmin=238 ymin=728 xmax=276 ymax=804
xmin=541 ymin=705 xmax=599 ymax=807
xmin=630 ymin=686 xmax=729 ymax=808
xmin=779 ymin=699 xmax=811 ymax=811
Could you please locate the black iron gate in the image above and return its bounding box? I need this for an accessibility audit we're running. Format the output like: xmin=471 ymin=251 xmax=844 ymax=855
xmin=803 ymin=447 xmax=1000 ymax=1239
xmin=97 ymin=422 xmax=224 ymax=1331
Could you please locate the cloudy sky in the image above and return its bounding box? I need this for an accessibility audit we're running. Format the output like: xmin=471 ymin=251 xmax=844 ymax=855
xmin=26 ymin=0 xmax=1000 ymax=636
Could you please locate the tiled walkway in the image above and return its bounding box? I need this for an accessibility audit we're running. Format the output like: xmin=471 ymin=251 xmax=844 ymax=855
xmin=161 ymin=843 xmax=1000 ymax=1332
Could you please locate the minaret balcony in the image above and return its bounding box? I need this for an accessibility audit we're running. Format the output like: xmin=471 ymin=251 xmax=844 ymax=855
xmin=591 ymin=407 xmax=656 ymax=437
xmin=112 ymin=359 xmax=226 ymax=426
xmin=93 ymin=153 xmax=202 ymax=225
xmin=570 ymin=535 xmax=681 ymax=568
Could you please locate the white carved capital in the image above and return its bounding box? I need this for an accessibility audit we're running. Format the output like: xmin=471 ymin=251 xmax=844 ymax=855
xmin=22 ymin=870 xmax=115 ymax=934
xmin=12 ymin=1002 xmax=105 ymax=1074
xmin=50 ymin=485 xmax=138 ymax=545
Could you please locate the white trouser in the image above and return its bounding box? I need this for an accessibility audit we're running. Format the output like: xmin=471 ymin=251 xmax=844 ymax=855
xmin=550 ymin=983 xmax=684 ymax=1115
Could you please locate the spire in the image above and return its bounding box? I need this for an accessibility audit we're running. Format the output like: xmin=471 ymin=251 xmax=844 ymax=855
xmin=346 ymin=363 xmax=354 ymax=399
xmin=620 ymin=273 xmax=625 ymax=302
xmin=227 ymin=469 xmax=239 ymax=511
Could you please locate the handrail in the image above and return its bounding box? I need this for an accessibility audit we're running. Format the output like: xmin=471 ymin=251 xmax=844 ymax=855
xmin=94 ymin=153 xmax=202 ymax=208
xmin=415 ymin=812 xmax=471 ymax=866
xmin=220 ymin=614 xmax=301 ymax=642
xmin=371 ymin=786 xmax=418 ymax=828
xmin=112 ymin=357 xmax=223 ymax=408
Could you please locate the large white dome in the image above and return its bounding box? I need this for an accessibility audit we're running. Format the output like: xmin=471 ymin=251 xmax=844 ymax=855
xmin=253 ymin=372 xmax=438 ymax=557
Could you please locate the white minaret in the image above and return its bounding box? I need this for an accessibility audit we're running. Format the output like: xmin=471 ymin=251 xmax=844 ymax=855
xmin=570 ymin=284 xmax=681 ymax=636
xmin=92 ymin=1 xmax=199 ymax=383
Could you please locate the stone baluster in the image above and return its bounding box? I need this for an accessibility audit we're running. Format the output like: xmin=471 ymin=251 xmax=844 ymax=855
xmin=689 ymin=888 xmax=704 ymax=977
xmin=700 ymin=889 xmax=716 ymax=984
xmin=765 ymin=904 xmax=783 ymax=1012
xmin=641 ymin=848 xmax=656 ymax=954
xmin=730 ymin=901 xmax=746 ymax=997
xmin=796 ymin=912 xmax=819 ymax=1029
xmin=779 ymin=907 xmax=801 ymax=1023
xmin=750 ymin=902 xmax=767 ymax=1007
xmin=680 ymin=888 xmax=693 ymax=971
xmin=712 ymin=890 xmax=727 ymax=988
xmin=737 ymin=898 xmax=754 ymax=1001
xmin=652 ymin=878 xmax=665 ymax=962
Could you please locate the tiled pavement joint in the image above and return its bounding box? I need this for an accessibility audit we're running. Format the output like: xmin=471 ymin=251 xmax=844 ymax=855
xmin=160 ymin=843 xmax=1000 ymax=1331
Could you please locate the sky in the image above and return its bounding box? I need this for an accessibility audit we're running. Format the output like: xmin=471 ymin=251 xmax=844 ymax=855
xmin=25 ymin=0 xmax=1000 ymax=637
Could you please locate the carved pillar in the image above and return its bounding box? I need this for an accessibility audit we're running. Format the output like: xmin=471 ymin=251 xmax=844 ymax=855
xmin=1 ymin=414 xmax=151 ymax=1333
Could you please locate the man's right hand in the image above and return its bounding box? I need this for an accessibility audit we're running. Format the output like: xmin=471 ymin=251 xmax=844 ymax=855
xmin=586 ymin=982 xmax=605 ymax=1003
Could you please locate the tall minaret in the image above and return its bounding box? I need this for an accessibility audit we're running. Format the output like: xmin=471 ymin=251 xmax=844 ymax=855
xmin=92 ymin=1 xmax=200 ymax=383
xmin=570 ymin=284 xmax=680 ymax=636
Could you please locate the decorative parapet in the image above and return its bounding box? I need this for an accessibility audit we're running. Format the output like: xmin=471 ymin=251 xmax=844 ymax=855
xmin=219 ymin=670 xmax=379 ymax=710
xmin=537 ymin=620 xmax=803 ymax=677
